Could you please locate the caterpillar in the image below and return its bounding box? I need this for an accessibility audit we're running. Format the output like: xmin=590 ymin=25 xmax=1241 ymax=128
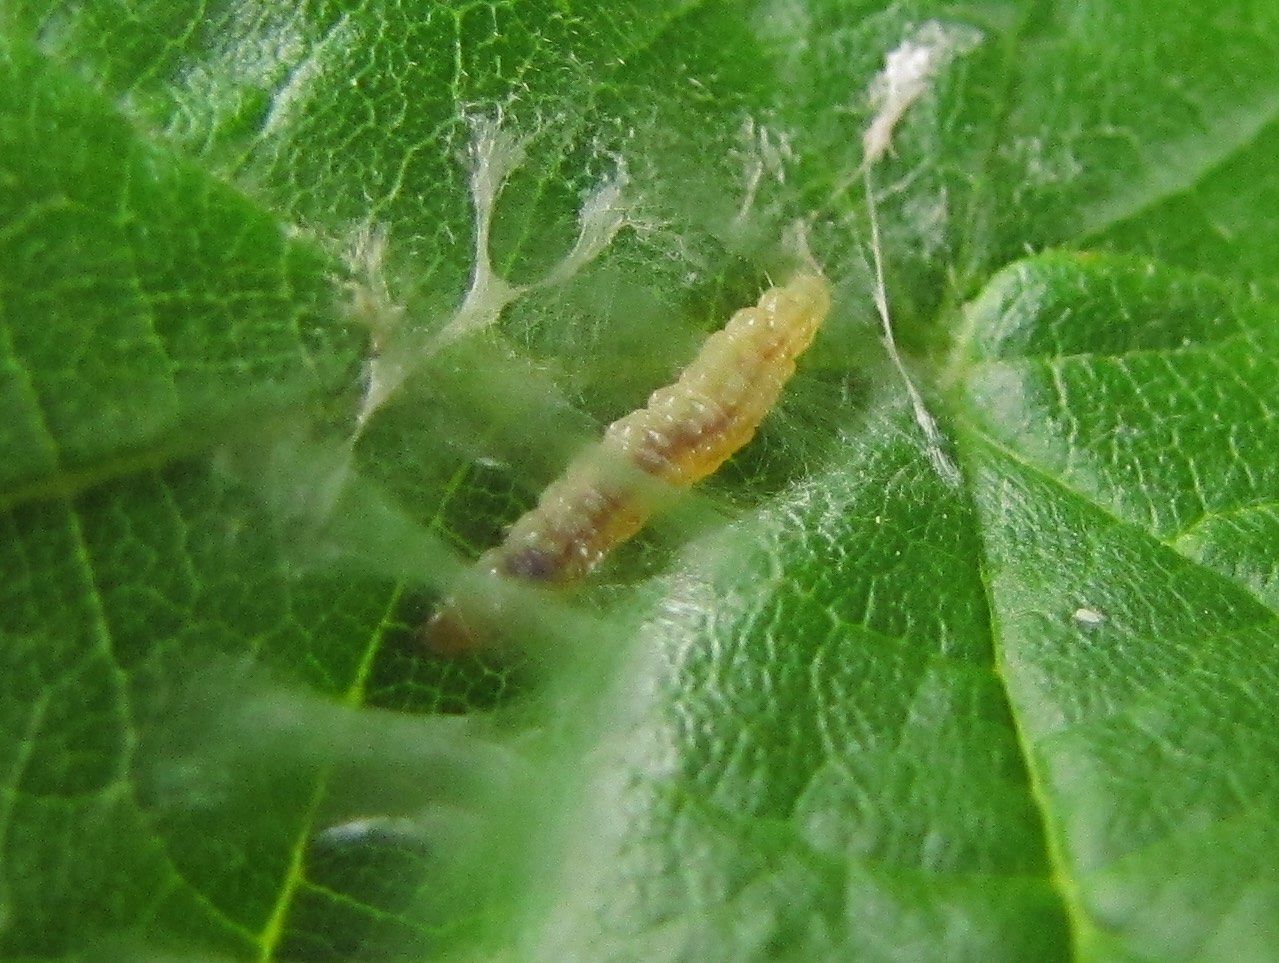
xmin=423 ymin=269 xmax=831 ymax=654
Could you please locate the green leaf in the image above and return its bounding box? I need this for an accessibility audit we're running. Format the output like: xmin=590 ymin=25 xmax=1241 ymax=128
xmin=3 ymin=2 xmax=1279 ymax=962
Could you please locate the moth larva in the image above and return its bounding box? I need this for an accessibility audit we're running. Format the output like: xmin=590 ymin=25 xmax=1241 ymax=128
xmin=424 ymin=270 xmax=831 ymax=654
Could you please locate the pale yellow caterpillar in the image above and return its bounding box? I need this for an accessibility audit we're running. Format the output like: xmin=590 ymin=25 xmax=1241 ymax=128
xmin=423 ymin=270 xmax=831 ymax=654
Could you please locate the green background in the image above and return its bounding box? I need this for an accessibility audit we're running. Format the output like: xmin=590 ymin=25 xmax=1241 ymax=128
xmin=2 ymin=1 xmax=1278 ymax=961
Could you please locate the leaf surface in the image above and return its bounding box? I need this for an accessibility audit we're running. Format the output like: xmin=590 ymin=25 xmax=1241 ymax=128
xmin=2 ymin=2 xmax=1278 ymax=962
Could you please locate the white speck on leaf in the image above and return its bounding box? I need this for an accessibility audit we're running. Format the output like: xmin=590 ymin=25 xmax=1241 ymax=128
xmin=1074 ymin=607 xmax=1107 ymax=628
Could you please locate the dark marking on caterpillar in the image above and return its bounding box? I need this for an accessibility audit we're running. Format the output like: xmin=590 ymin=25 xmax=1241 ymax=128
xmin=499 ymin=546 xmax=559 ymax=582
xmin=423 ymin=270 xmax=832 ymax=654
